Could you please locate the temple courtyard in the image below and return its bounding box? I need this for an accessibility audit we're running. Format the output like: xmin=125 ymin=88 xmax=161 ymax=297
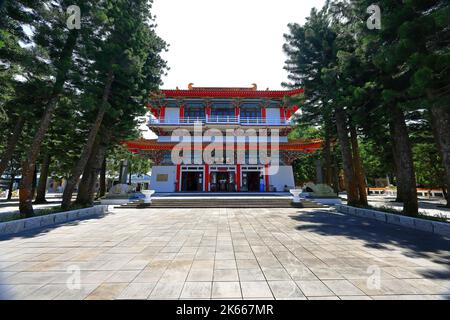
xmin=0 ymin=206 xmax=449 ymax=300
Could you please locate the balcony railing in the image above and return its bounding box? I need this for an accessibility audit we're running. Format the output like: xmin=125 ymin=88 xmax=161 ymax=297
xmin=148 ymin=116 xmax=292 ymax=126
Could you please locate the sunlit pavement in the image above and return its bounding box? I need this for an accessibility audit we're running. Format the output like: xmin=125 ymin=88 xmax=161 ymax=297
xmin=0 ymin=207 xmax=449 ymax=300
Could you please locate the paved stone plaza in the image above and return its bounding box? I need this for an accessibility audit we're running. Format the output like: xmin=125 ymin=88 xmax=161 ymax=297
xmin=0 ymin=207 xmax=449 ymax=300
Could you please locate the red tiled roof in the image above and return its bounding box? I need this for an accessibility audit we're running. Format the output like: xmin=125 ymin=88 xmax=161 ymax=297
xmin=123 ymin=138 xmax=321 ymax=151
xmin=157 ymin=88 xmax=304 ymax=99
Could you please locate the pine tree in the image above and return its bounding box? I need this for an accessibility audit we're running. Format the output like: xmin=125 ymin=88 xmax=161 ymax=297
xmin=17 ymin=0 xmax=91 ymax=216
xmin=283 ymin=5 xmax=365 ymax=206
xmin=61 ymin=0 xmax=167 ymax=209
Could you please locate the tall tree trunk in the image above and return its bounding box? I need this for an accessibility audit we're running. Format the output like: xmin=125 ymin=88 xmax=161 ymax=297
xmin=390 ymin=122 xmax=404 ymax=202
xmin=75 ymin=129 xmax=111 ymax=206
xmin=350 ymin=125 xmax=368 ymax=206
xmin=61 ymin=70 xmax=114 ymax=210
xmin=75 ymin=137 xmax=101 ymax=206
xmin=99 ymin=156 xmax=107 ymax=198
xmin=19 ymin=29 xmax=79 ymax=217
xmin=31 ymin=164 xmax=37 ymax=201
xmin=7 ymin=172 xmax=15 ymax=200
xmin=88 ymin=144 xmax=109 ymax=203
xmin=430 ymin=106 xmax=450 ymax=207
xmin=389 ymin=104 xmax=418 ymax=215
xmin=34 ymin=153 xmax=51 ymax=204
xmin=334 ymin=107 xmax=359 ymax=206
xmin=323 ymin=126 xmax=333 ymax=186
xmin=0 ymin=116 xmax=25 ymax=177
xmin=128 ymin=161 xmax=132 ymax=184
xmin=332 ymin=155 xmax=340 ymax=194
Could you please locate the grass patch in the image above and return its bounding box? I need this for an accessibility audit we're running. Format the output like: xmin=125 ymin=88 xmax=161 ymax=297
xmin=351 ymin=203 xmax=449 ymax=223
xmin=0 ymin=204 xmax=92 ymax=223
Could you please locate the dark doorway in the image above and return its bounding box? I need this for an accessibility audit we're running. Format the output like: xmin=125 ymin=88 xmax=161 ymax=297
xmin=246 ymin=172 xmax=260 ymax=192
xmin=181 ymin=172 xmax=203 ymax=191
xmin=210 ymin=171 xmax=236 ymax=192
xmin=217 ymin=172 xmax=229 ymax=192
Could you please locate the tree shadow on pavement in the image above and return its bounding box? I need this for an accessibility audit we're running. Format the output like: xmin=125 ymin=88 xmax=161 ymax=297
xmin=290 ymin=210 xmax=450 ymax=279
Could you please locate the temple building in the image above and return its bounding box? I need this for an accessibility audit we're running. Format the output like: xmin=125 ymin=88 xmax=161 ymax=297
xmin=124 ymin=84 xmax=322 ymax=193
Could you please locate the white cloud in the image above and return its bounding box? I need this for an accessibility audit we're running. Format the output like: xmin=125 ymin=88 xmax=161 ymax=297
xmin=153 ymin=0 xmax=326 ymax=90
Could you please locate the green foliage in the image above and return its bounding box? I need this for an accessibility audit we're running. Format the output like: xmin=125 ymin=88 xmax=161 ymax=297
xmin=0 ymin=0 xmax=167 ymax=211
xmin=292 ymin=153 xmax=318 ymax=186
xmin=289 ymin=125 xmax=322 ymax=140
xmin=106 ymin=145 xmax=152 ymax=179
xmin=413 ymin=142 xmax=445 ymax=188
xmin=282 ymin=0 xmax=449 ymax=194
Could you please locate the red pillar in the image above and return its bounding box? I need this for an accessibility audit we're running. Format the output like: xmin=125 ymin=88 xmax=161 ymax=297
xmin=175 ymin=164 xmax=181 ymax=192
xmin=279 ymin=107 xmax=285 ymax=122
xmin=179 ymin=105 xmax=185 ymax=121
xmin=236 ymin=164 xmax=241 ymax=192
xmin=264 ymin=164 xmax=270 ymax=192
xmin=204 ymin=164 xmax=209 ymax=192
xmin=235 ymin=106 xmax=240 ymax=117
xmin=261 ymin=107 xmax=266 ymax=122
xmin=160 ymin=106 xmax=166 ymax=122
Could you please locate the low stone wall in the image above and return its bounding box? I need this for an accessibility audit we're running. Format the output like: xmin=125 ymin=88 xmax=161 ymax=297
xmin=0 ymin=205 xmax=108 ymax=237
xmin=335 ymin=204 xmax=450 ymax=237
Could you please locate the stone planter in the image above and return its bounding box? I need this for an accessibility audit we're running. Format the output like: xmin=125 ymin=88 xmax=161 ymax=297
xmin=290 ymin=189 xmax=302 ymax=203
xmin=142 ymin=190 xmax=156 ymax=204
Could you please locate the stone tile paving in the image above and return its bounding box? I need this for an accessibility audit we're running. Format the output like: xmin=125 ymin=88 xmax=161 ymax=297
xmin=0 ymin=207 xmax=450 ymax=300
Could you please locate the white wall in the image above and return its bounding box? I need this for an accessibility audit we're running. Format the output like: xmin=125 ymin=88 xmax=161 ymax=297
xmin=150 ymin=166 xmax=177 ymax=192
xmin=269 ymin=165 xmax=295 ymax=192
xmin=165 ymin=107 xmax=179 ymax=122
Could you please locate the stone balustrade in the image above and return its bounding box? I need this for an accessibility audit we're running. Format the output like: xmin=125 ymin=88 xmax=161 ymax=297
xmin=335 ymin=204 xmax=450 ymax=237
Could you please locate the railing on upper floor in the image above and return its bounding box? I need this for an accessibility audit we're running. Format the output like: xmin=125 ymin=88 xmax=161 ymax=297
xmin=148 ymin=115 xmax=292 ymax=126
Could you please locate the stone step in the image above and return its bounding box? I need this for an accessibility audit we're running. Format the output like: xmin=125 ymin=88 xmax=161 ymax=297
xmin=116 ymin=198 xmax=324 ymax=209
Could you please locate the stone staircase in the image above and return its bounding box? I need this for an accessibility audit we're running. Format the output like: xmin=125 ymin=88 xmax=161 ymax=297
xmin=116 ymin=197 xmax=325 ymax=209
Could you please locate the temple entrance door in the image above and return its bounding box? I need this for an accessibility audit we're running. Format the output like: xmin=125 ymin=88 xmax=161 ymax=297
xmin=181 ymin=172 xmax=203 ymax=192
xmin=209 ymin=169 xmax=236 ymax=192
xmin=246 ymin=172 xmax=260 ymax=192
xmin=217 ymin=172 xmax=228 ymax=192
